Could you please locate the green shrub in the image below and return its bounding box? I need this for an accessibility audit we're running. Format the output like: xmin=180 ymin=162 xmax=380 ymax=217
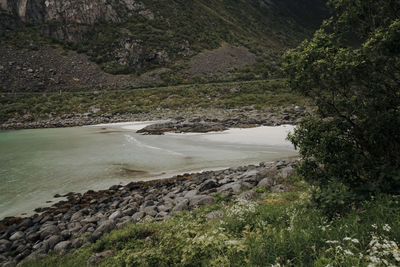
xmin=284 ymin=0 xmax=400 ymax=214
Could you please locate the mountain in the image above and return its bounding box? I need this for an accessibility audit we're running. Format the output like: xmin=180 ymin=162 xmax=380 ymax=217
xmin=0 ymin=0 xmax=328 ymax=91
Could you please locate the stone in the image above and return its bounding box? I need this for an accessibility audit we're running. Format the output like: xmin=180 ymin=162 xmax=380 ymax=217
xmin=87 ymin=250 xmax=114 ymax=266
xmin=68 ymin=222 xmax=82 ymax=233
xmin=60 ymin=230 xmax=71 ymax=239
xmin=26 ymin=232 xmax=40 ymax=242
xmin=70 ymin=211 xmax=84 ymax=221
xmin=257 ymin=167 xmax=278 ymax=180
xmin=109 ymin=210 xmax=122 ymax=221
xmin=39 ymin=225 xmax=59 ymax=239
xmin=157 ymin=204 xmax=171 ymax=212
xmin=9 ymin=231 xmax=25 ymax=241
xmin=122 ymin=208 xmax=136 ymax=217
xmin=142 ymin=200 xmax=154 ymax=207
xmin=54 ymin=241 xmax=72 ymax=253
xmin=172 ymin=199 xmax=189 ymax=214
xmin=71 ymin=237 xmax=86 ymax=248
xmin=271 ymin=184 xmax=292 ymax=193
xmin=0 ymin=254 xmax=7 ymax=263
xmin=143 ymin=206 xmax=158 ymax=217
xmin=280 ymin=166 xmax=295 ymax=179
xmin=15 ymin=249 xmax=31 ymax=262
xmin=132 ymin=211 xmax=146 ymax=222
xmin=257 ymin=177 xmax=274 ymax=189
xmin=199 ymin=179 xmax=218 ymax=192
xmin=218 ymin=182 xmax=243 ymax=194
xmin=0 ymin=239 xmax=11 ymax=253
xmin=94 ymin=220 xmax=115 ymax=235
xmin=218 ymin=178 xmax=232 ymax=185
xmin=18 ymin=218 xmax=33 ymax=230
xmin=237 ymin=191 xmax=258 ymax=201
xmin=184 ymin=189 xmax=198 ymax=198
xmin=81 ymin=216 xmax=98 ymax=225
xmin=206 ymin=210 xmax=224 ymax=221
xmin=43 ymin=235 xmax=63 ymax=251
xmin=189 ymin=195 xmax=215 ymax=208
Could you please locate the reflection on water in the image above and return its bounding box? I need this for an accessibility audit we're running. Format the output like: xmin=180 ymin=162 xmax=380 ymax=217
xmin=0 ymin=122 xmax=296 ymax=219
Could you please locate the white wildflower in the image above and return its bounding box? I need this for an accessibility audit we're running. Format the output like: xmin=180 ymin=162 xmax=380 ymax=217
xmin=326 ymin=240 xmax=339 ymax=244
xmin=372 ymin=224 xmax=378 ymax=229
xmin=344 ymin=249 xmax=354 ymax=256
xmin=383 ymin=224 xmax=391 ymax=232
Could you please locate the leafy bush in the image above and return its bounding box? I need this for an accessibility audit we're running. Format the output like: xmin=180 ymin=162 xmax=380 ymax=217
xmin=284 ymin=0 xmax=400 ymax=214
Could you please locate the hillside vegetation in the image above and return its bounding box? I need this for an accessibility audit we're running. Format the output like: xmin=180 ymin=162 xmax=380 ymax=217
xmin=0 ymin=0 xmax=328 ymax=88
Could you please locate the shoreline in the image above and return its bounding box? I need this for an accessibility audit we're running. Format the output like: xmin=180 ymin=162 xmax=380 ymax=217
xmin=0 ymin=108 xmax=304 ymax=265
xmin=0 ymin=159 xmax=297 ymax=265
xmin=0 ymin=106 xmax=308 ymax=131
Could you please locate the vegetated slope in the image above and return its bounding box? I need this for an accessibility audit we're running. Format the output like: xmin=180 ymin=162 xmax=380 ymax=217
xmin=0 ymin=0 xmax=328 ymax=92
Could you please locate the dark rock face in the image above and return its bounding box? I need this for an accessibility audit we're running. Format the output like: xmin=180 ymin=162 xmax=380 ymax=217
xmin=1 ymin=0 xmax=152 ymax=41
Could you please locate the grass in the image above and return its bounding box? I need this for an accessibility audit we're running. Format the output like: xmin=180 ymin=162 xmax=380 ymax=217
xmin=20 ymin=180 xmax=400 ymax=266
xmin=0 ymin=80 xmax=309 ymax=123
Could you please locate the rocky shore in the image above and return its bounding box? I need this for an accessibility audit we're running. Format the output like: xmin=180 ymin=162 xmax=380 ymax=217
xmin=0 ymin=106 xmax=308 ymax=132
xmin=0 ymin=160 xmax=296 ymax=266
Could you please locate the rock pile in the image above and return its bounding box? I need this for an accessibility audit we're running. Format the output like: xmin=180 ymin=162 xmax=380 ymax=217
xmin=0 ymin=160 xmax=296 ymax=266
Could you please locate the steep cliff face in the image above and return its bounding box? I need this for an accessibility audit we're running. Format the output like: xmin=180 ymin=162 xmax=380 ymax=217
xmin=0 ymin=0 xmax=154 ymax=41
xmin=0 ymin=0 xmax=150 ymax=24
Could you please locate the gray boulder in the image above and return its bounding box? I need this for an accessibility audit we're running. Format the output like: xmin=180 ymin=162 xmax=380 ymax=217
xmin=39 ymin=225 xmax=59 ymax=239
xmin=236 ymin=191 xmax=258 ymax=201
xmin=189 ymin=195 xmax=215 ymax=208
xmin=132 ymin=211 xmax=146 ymax=222
xmin=257 ymin=177 xmax=274 ymax=189
xmin=199 ymin=180 xmax=218 ymax=192
xmin=54 ymin=241 xmax=72 ymax=253
xmin=271 ymin=184 xmax=292 ymax=193
xmin=280 ymin=166 xmax=295 ymax=179
xmin=9 ymin=231 xmax=25 ymax=241
xmin=0 ymin=239 xmax=11 ymax=253
xmin=184 ymin=190 xmax=199 ymax=198
xmin=94 ymin=220 xmax=115 ymax=235
xmin=171 ymin=199 xmax=189 ymax=214
xmin=70 ymin=211 xmax=84 ymax=221
xmin=43 ymin=235 xmax=63 ymax=251
xmin=143 ymin=206 xmax=158 ymax=217
xmin=109 ymin=210 xmax=122 ymax=221
xmin=205 ymin=210 xmax=224 ymax=221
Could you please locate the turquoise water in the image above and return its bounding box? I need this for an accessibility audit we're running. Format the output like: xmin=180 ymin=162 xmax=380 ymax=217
xmin=0 ymin=122 xmax=296 ymax=219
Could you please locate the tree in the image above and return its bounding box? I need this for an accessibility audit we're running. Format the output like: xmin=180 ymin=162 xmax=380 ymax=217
xmin=283 ymin=0 xmax=400 ymax=214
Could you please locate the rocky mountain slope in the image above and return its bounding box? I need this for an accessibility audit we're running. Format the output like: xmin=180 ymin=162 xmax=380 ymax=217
xmin=0 ymin=0 xmax=328 ymax=91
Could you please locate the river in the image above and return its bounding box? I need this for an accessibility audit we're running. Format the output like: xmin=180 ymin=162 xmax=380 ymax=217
xmin=0 ymin=122 xmax=297 ymax=219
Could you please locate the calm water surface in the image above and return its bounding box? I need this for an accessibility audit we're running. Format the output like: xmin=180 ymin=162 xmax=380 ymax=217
xmin=0 ymin=122 xmax=296 ymax=219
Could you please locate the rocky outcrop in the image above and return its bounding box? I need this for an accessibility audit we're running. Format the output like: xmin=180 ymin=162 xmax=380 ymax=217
xmin=0 ymin=0 xmax=150 ymax=24
xmin=0 ymin=0 xmax=153 ymax=42
xmin=137 ymin=106 xmax=307 ymax=134
xmin=0 ymin=160 xmax=297 ymax=265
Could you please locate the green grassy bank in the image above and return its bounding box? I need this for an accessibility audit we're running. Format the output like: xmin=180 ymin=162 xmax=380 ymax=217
xmin=21 ymin=179 xmax=400 ymax=267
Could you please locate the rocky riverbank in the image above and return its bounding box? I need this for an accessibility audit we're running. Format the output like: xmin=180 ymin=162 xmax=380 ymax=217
xmin=0 ymin=106 xmax=309 ymax=131
xmin=0 ymin=160 xmax=296 ymax=266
